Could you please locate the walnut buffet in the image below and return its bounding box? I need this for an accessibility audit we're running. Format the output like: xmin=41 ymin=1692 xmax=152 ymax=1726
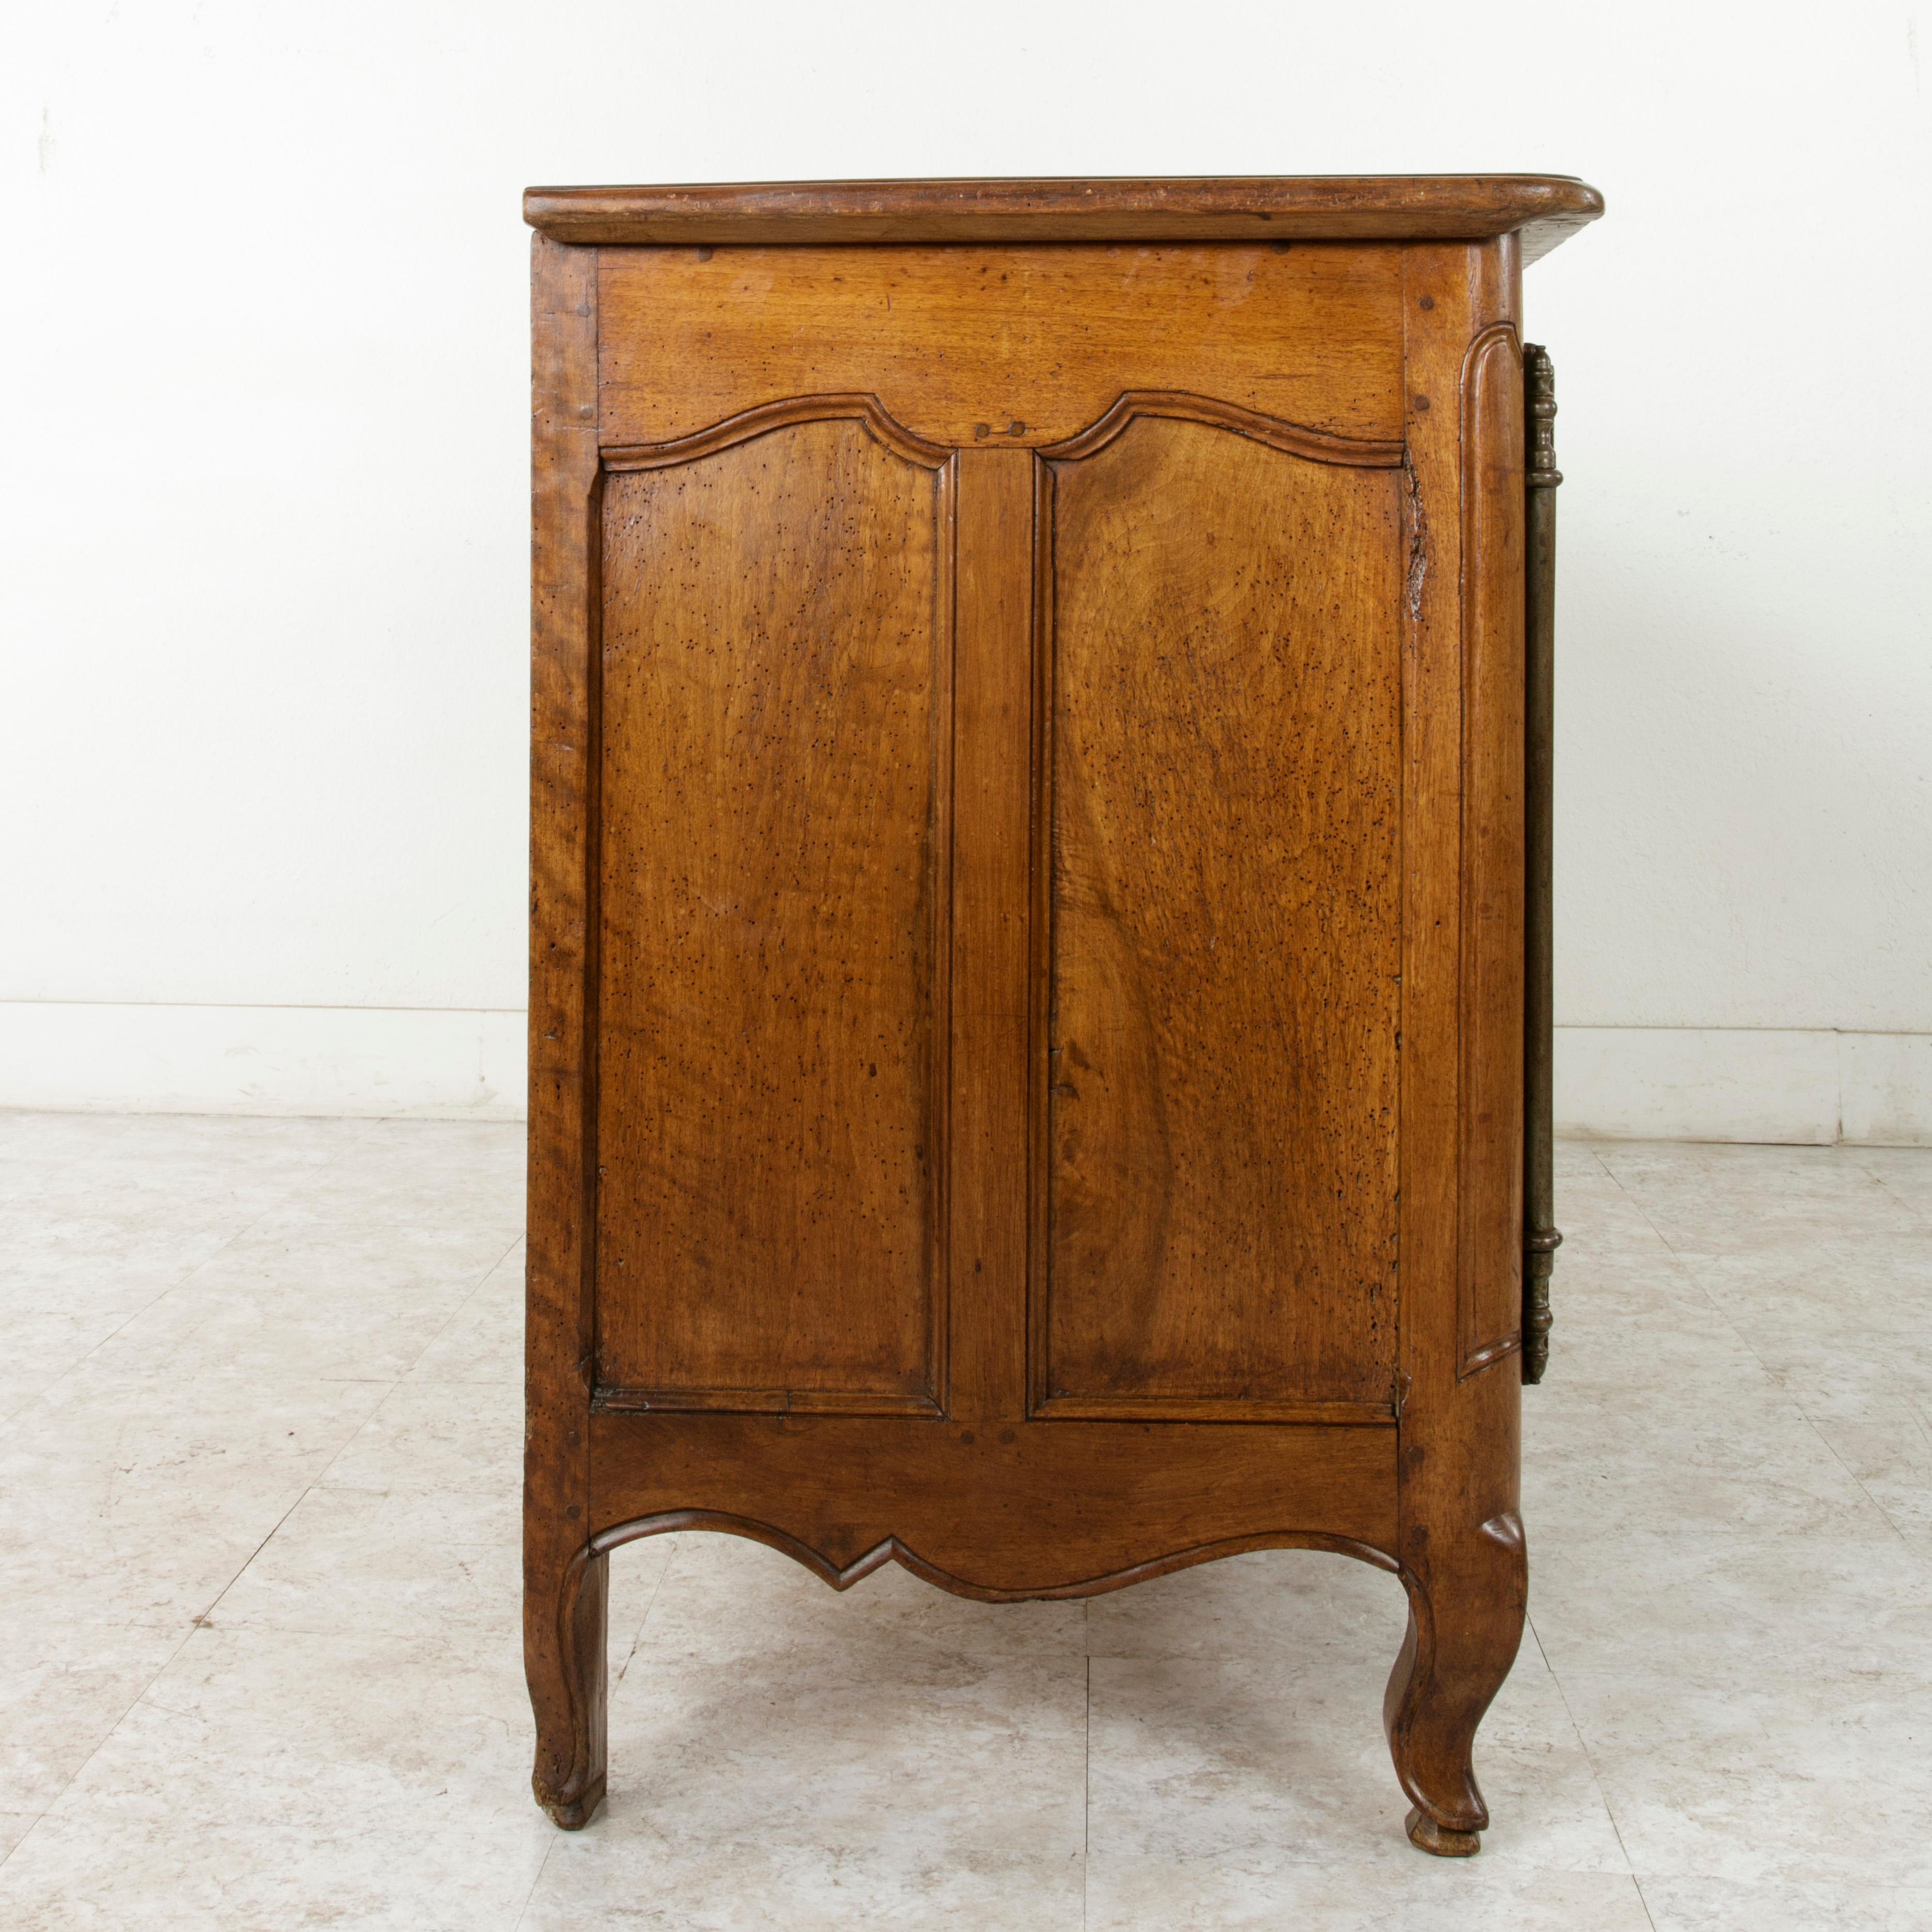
xmin=522 ymin=174 xmax=1601 ymax=1855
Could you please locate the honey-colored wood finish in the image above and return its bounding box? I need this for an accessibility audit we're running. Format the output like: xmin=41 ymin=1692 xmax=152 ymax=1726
xmin=595 ymin=421 xmax=952 ymax=1414
xmin=1038 ymin=417 xmax=1403 ymax=1421
xmin=525 ymin=231 xmax=604 ymax=1830
xmin=1378 ymin=238 xmax=1531 ymax=1856
xmin=597 ymin=243 xmax=1405 ymax=448
xmin=527 ymin=174 xmax=1603 ymax=263
xmin=525 ymin=175 xmax=1601 ymax=1854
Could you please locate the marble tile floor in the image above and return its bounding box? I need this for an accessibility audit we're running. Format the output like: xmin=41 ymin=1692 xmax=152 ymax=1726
xmin=0 ymin=1111 xmax=1928 ymax=1929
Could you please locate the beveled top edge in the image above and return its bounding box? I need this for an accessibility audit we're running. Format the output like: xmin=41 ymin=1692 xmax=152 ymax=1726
xmin=523 ymin=175 xmax=1604 ymax=263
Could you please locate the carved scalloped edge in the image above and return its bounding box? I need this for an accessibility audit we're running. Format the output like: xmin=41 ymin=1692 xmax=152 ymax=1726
xmin=1037 ymin=391 xmax=1405 ymax=466
xmin=586 ymin=1507 xmax=1399 ymax=1602
xmin=600 ymin=391 xmax=1405 ymax=472
xmin=540 ymin=1506 xmax=1519 ymax=1844
xmin=534 ymin=1513 xmax=1407 ymax=1813
xmin=602 ymin=393 xmax=951 ymax=471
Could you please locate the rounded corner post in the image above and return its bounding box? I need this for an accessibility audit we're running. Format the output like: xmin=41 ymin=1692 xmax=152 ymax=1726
xmin=1387 ymin=236 xmax=1531 ymax=1852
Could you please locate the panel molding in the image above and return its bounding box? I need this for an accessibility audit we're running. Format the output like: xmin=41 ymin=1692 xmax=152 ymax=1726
xmin=581 ymin=1508 xmax=1403 ymax=1603
xmin=591 ymin=1388 xmax=943 ymax=1418
xmin=602 ymin=392 xmax=951 ymax=472
xmin=1030 ymin=1394 xmax=1397 ymax=1425
xmin=1026 ymin=451 xmax=1056 ymax=1416
xmin=600 ymin=388 xmax=1407 ymax=477
xmin=1036 ymin=390 xmax=1404 ymax=466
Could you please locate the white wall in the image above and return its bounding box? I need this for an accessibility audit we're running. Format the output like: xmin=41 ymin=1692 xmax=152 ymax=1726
xmin=4 ymin=1 xmax=1929 ymax=1136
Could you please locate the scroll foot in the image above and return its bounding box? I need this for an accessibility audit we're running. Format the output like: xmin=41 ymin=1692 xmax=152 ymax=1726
xmin=542 ymin=1772 xmax=607 ymax=1831
xmin=1406 ymin=1805 xmax=1482 ymax=1857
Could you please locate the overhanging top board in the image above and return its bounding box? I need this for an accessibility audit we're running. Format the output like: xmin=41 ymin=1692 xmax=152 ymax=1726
xmin=522 ymin=175 xmax=1604 ymax=264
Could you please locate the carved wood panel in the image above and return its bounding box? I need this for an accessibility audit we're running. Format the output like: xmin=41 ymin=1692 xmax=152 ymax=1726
xmin=528 ymin=191 xmax=1606 ymax=1848
xmin=598 ymin=244 xmax=1406 ymax=450
xmin=593 ymin=416 xmax=953 ymax=1414
xmin=1034 ymin=415 xmax=1405 ymax=1421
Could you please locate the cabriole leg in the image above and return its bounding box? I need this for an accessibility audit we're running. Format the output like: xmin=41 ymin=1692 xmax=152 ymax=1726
xmin=1382 ymin=1511 xmax=1526 ymax=1856
xmin=527 ymin=1543 xmax=609 ymax=1829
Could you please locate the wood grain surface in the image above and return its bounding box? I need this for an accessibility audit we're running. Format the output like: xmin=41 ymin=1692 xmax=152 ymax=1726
xmin=589 ymin=1411 xmax=1399 ymax=1598
xmin=529 ymin=174 xmax=1604 ymax=263
xmin=1380 ymin=238 xmax=1529 ymax=1856
xmin=1038 ymin=417 xmax=1402 ymax=1417
xmin=597 ymin=243 xmax=1404 ymax=450
xmin=524 ymin=233 xmax=607 ymax=1830
xmin=523 ymin=196 xmax=1595 ymax=1844
xmin=1457 ymin=321 xmax=1528 ymax=1377
xmin=593 ymin=418 xmax=952 ymax=1411
xmin=945 ymin=448 xmax=1035 ymax=1425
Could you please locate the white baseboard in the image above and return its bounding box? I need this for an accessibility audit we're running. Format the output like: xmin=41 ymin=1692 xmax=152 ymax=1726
xmin=1555 ymin=1026 xmax=1932 ymax=1146
xmin=1 ymin=1005 xmax=1927 ymax=1145
xmin=0 ymin=1002 xmax=524 ymax=1120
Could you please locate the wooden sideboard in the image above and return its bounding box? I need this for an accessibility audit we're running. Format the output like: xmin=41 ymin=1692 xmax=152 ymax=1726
xmin=522 ymin=174 xmax=1601 ymax=1855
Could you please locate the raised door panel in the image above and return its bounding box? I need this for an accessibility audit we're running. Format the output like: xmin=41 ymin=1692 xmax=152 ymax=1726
xmin=1037 ymin=416 xmax=1403 ymax=1419
xmin=594 ymin=418 xmax=952 ymax=1414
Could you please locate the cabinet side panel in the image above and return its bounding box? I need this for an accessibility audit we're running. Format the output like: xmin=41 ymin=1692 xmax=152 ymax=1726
xmin=1458 ymin=325 xmax=1527 ymax=1375
xmin=594 ymin=422 xmax=949 ymax=1410
xmin=1041 ymin=418 xmax=1402 ymax=1414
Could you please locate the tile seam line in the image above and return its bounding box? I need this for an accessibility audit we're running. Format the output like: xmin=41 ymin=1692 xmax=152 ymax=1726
xmin=1850 ymin=1143 xmax=1932 ymax=1238
xmin=0 ymin=1119 xmax=528 ymax=1882
xmin=1594 ymin=1143 xmax=1922 ymax=1560
xmin=311 ymin=1110 xmax=523 ymax=1391
xmin=20 ymin=1165 xmax=519 ymax=1858
xmin=1525 ymin=1163 xmax=1656 ymax=1901
xmin=0 ymin=1614 xmax=207 ymax=1876
xmin=48 ymin=1140 xmax=323 ymax=1402
xmin=513 ymin=1817 xmax=562 ymax=1929
xmin=1523 ymin=1610 xmax=1646 ymax=1897
xmin=193 ymin=1486 xmax=318 ymax=1627
xmin=1787 ymin=1398 xmax=1926 ymax=1559
xmin=613 ymin=1537 xmax=675 ymax=1686
xmin=1561 ymin=1144 xmax=1726 ymax=1928
xmin=0 ymin=1452 xmax=324 ymax=1870
xmin=305 ymin=1227 xmax=526 ymax=1491
xmin=393 ymin=1226 xmax=527 ymax=1385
